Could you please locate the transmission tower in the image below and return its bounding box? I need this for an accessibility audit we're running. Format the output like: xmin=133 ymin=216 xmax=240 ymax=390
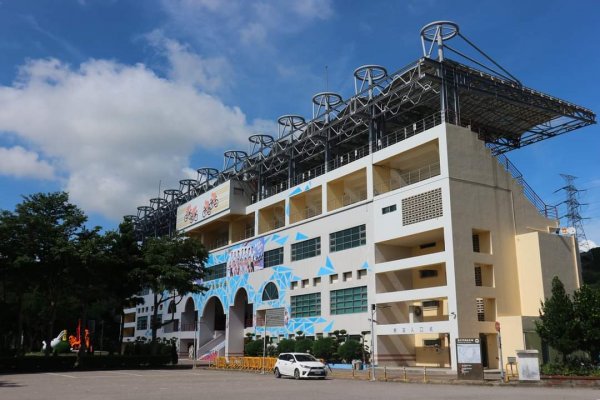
xmin=556 ymin=174 xmax=590 ymax=251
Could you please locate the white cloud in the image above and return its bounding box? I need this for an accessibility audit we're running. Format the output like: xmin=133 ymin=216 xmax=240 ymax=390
xmin=580 ymin=239 xmax=598 ymax=252
xmin=160 ymin=0 xmax=334 ymax=48
xmin=0 ymin=146 xmax=55 ymax=180
xmin=146 ymin=30 xmax=232 ymax=93
xmin=0 ymin=39 xmax=273 ymax=220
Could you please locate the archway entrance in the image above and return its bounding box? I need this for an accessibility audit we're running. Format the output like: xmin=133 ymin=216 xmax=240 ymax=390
xmin=228 ymin=289 xmax=253 ymax=357
xmin=198 ymin=297 xmax=226 ymax=357
xmin=179 ymin=298 xmax=196 ymax=358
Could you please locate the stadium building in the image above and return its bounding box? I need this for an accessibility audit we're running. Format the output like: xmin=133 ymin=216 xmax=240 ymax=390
xmin=122 ymin=22 xmax=595 ymax=370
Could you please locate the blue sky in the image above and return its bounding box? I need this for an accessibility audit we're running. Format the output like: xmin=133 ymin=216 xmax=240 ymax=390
xmin=0 ymin=0 xmax=598 ymax=247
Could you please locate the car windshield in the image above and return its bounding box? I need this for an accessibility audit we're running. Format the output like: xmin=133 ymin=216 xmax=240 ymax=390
xmin=294 ymin=354 xmax=317 ymax=362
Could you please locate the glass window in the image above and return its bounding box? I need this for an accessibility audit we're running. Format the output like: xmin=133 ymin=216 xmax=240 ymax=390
xmin=205 ymin=263 xmax=227 ymax=281
xmin=330 ymin=286 xmax=368 ymax=315
xmin=262 ymin=282 xmax=279 ymax=301
xmin=382 ymin=204 xmax=397 ymax=214
xmin=264 ymin=247 xmax=284 ymax=268
xmin=291 ymin=237 xmax=321 ymax=261
xmin=291 ymin=292 xmax=321 ymax=318
xmin=330 ymin=225 xmax=366 ymax=252
xmin=136 ymin=316 xmax=148 ymax=330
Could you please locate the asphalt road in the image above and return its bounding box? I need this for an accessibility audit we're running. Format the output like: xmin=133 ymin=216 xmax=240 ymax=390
xmin=0 ymin=369 xmax=597 ymax=400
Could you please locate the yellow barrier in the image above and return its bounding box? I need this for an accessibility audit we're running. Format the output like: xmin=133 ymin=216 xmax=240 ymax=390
xmin=212 ymin=356 xmax=278 ymax=372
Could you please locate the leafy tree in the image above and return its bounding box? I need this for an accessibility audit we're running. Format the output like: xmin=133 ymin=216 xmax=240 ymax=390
xmin=2 ymin=193 xmax=87 ymax=355
xmin=277 ymin=338 xmax=295 ymax=354
xmin=244 ymin=339 xmax=264 ymax=356
xmin=133 ymin=234 xmax=207 ymax=340
xmin=535 ymin=276 xmax=580 ymax=362
xmin=312 ymin=337 xmax=337 ymax=361
xmin=581 ymin=248 xmax=600 ymax=289
xmin=573 ymin=285 xmax=600 ymax=362
xmin=337 ymin=339 xmax=363 ymax=362
xmin=294 ymin=338 xmax=313 ymax=353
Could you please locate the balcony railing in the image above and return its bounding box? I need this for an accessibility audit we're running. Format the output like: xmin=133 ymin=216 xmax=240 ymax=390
xmin=327 ymin=190 xmax=368 ymax=210
xmin=180 ymin=323 xmax=196 ymax=332
xmin=290 ymin=205 xmax=322 ymax=223
xmin=233 ymin=226 xmax=255 ymax=243
xmin=374 ymin=162 xmax=441 ymax=195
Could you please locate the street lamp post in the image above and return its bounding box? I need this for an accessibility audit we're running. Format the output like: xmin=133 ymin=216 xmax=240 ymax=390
xmin=370 ymin=305 xmax=376 ymax=381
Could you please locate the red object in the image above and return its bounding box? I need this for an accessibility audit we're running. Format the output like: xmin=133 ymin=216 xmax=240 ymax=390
xmin=495 ymin=321 xmax=501 ymax=332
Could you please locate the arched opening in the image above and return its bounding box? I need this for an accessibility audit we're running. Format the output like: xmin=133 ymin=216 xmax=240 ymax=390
xmin=197 ymin=297 xmax=226 ymax=359
xmin=228 ymin=289 xmax=253 ymax=357
xmin=179 ymin=298 xmax=197 ymax=358
xmin=262 ymin=282 xmax=279 ymax=301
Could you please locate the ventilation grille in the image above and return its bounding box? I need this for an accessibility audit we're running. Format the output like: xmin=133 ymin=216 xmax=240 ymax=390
xmin=402 ymin=188 xmax=443 ymax=225
xmin=476 ymin=298 xmax=485 ymax=321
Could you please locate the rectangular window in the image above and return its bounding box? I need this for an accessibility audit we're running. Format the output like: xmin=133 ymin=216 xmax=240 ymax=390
xmin=423 ymin=338 xmax=441 ymax=347
xmin=205 ymin=263 xmax=227 ymax=281
xmin=329 ymin=225 xmax=366 ymax=252
xmin=472 ymin=235 xmax=480 ymax=252
xmin=264 ymin=247 xmax=284 ymax=268
xmin=291 ymin=293 xmax=321 ymax=318
xmin=330 ymin=286 xmax=368 ymax=315
xmin=291 ymin=237 xmax=321 ymax=261
xmin=474 ymin=265 xmax=482 ymax=286
xmin=151 ymin=314 xmax=162 ymax=327
xmin=419 ymin=269 xmax=438 ymax=279
xmin=382 ymin=204 xmax=397 ymax=214
xmin=136 ymin=316 xmax=148 ymax=330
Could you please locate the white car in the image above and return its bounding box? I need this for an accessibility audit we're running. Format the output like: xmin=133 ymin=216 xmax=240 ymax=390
xmin=274 ymin=353 xmax=328 ymax=379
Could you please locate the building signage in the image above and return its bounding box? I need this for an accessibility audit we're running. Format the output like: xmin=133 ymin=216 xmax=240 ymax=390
xmin=176 ymin=181 xmax=230 ymax=230
xmin=456 ymin=338 xmax=484 ymax=380
xmin=226 ymin=237 xmax=265 ymax=277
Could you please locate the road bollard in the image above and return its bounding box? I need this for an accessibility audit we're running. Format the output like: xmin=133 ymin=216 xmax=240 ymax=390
xmin=352 ymin=367 xmax=355 ymax=379
xmin=423 ymin=367 xmax=427 ymax=383
xmin=403 ymin=367 xmax=407 ymax=382
xmin=384 ymin=366 xmax=387 ymax=381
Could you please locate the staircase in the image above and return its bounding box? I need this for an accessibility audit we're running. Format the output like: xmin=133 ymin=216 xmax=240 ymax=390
xmin=197 ymin=332 xmax=226 ymax=361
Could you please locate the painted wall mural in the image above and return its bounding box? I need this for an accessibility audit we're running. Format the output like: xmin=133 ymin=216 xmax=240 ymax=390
xmin=190 ymin=231 xmax=370 ymax=337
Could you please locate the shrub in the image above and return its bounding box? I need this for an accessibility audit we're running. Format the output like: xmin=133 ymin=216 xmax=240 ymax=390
xmin=277 ymin=339 xmax=296 ymax=354
xmin=244 ymin=340 xmax=264 ymax=356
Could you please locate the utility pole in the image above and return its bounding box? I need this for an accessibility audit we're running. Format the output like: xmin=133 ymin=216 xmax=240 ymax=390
xmin=555 ymin=174 xmax=590 ymax=252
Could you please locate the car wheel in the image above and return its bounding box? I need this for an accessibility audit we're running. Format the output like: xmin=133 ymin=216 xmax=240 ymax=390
xmin=294 ymin=369 xmax=300 ymax=380
xmin=274 ymin=368 xmax=281 ymax=378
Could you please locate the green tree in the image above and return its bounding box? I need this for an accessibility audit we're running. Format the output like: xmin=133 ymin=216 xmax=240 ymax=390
xmin=312 ymin=337 xmax=337 ymax=361
xmin=4 ymin=193 xmax=87 ymax=355
xmin=133 ymin=234 xmax=207 ymax=340
xmin=337 ymin=339 xmax=362 ymax=362
xmin=535 ymin=276 xmax=580 ymax=362
xmin=573 ymin=285 xmax=600 ymax=362
xmin=294 ymin=338 xmax=313 ymax=353
xmin=244 ymin=339 xmax=264 ymax=356
xmin=277 ymin=338 xmax=295 ymax=354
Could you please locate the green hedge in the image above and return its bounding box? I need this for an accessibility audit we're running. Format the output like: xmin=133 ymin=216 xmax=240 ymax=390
xmin=0 ymin=354 xmax=172 ymax=373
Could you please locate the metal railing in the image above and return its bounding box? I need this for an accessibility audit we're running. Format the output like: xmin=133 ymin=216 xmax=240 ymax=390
xmin=374 ymin=162 xmax=441 ymax=195
xmin=290 ymin=205 xmax=322 ymax=222
xmin=495 ymin=153 xmax=558 ymax=220
xmin=327 ymin=190 xmax=368 ymax=210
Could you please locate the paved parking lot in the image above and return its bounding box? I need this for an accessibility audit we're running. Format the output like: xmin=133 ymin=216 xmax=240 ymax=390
xmin=0 ymin=369 xmax=597 ymax=400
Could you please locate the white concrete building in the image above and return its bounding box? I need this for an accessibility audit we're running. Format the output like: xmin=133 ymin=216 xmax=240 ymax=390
xmin=124 ymin=22 xmax=595 ymax=370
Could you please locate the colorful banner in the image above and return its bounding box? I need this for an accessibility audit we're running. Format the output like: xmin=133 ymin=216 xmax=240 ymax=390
xmin=176 ymin=181 xmax=230 ymax=230
xmin=227 ymin=237 xmax=265 ymax=277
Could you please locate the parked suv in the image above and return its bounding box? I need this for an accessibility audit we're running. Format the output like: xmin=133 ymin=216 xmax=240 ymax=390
xmin=274 ymin=353 xmax=327 ymax=379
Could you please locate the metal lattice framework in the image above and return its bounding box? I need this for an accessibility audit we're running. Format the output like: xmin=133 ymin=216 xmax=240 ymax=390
xmin=132 ymin=21 xmax=596 ymax=239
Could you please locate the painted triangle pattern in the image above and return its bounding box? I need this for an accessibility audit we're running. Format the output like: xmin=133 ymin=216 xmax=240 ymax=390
xmin=317 ymin=256 xmax=336 ymax=276
xmin=295 ymin=232 xmax=308 ymax=241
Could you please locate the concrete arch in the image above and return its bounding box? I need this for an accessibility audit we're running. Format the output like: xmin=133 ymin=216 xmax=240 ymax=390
xmin=198 ymin=296 xmax=226 ymax=352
